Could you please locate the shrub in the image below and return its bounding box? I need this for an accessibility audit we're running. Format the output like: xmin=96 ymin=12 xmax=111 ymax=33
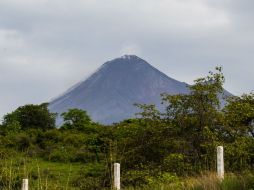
xmin=72 ymin=163 xmax=109 ymax=190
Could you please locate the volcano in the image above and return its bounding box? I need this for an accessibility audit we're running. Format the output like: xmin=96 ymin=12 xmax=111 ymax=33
xmin=49 ymin=55 xmax=191 ymax=124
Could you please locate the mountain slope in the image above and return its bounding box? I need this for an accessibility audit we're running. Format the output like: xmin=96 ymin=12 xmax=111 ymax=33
xmin=49 ymin=55 xmax=189 ymax=124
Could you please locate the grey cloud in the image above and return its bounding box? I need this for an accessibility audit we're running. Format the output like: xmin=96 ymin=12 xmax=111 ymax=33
xmin=0 ymin=0 xmax=254 ymax=119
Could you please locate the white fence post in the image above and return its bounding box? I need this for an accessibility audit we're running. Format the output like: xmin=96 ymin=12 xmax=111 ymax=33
xmin=114 ymin=163 xmax=120 ymax=190
xmin=22 ymin=179 xmax=28 ymax=190
xmin=217 ymin=146 xmax=224 ymax=180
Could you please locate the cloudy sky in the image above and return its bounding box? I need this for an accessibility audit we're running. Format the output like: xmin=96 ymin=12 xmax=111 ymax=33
xmin=0 ymin=0 xmax=254 ymax=119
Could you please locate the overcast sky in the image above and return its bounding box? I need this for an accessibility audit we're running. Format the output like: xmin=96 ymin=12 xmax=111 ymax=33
xmin=0 ymin=0 xmax=254 ymax=119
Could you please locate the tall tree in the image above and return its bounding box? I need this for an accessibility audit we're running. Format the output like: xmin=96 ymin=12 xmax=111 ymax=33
xmin=61 ymin=108 xmax=93 ymax=131
xmin=162 ymin=67 xmax=225 ymax=134
xmin=223 ymin=93 xmax=254 ymax=138
xmin=2 ymin=103 xmax=56 ymax=130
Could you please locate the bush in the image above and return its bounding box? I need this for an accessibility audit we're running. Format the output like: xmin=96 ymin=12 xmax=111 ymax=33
xmin=72 ymin=163 xmax=109 ymax=190
xmin=163 ymin=153 xmax=185 ymax=174
xmin=48 ymin=147 xmax=73 ymax=162
xmin=122 ymin=170 xmax=153 ymax=187
xmin=15 ymin=133 xmax=32 ymax=151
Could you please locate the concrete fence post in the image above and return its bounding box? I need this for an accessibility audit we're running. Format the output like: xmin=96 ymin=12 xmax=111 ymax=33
xmin=22 ymin=179 xmax=28 ymax=190
xmin=114 ymin=163 xmax=120 ymax=190
xmin=217 ymin=146 xmax=224 ymax=180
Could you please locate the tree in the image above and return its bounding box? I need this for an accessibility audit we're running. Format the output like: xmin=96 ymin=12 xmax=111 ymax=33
xmin=162 ymin=67 xmax=225 ymax=136
xmin=1 ymin=111 xmax=21 ymax=133
xmin=223 ymin=93 xmax=254 ymax=138
xmin=134 ymin=103 xmax=161 ymax=121
xmin=2 ymin=103 xmax=56 ymax=130
xmin=136 ymin=67 xmax=226 ymax=171
xmin=61 ymin=109 xmax=93 ymax=131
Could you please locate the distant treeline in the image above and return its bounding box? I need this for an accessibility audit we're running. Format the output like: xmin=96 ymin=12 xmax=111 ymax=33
xmin=0 ymin=67 xmax=253 ymax=189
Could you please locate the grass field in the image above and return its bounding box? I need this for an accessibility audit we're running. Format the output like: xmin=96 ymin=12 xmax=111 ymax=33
xmin=0 ymin=155 xmax=83 ymax=189
xmin=0 ymin=155 xmax=253 ymax=190
xmin=125 ymin=172 xmax=254 ymax=190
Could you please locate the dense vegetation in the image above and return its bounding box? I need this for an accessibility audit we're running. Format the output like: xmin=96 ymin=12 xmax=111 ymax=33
xmin=0 ymin=67 xmax=253 ymax=189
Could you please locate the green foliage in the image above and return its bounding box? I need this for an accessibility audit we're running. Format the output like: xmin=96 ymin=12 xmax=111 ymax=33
xmin=61 ymin=109 xmax=97 ymax=133
xmin=163 ymin=154 xmax=185 ymax=174
xmin=122 ymin=169 xmax=154 ymax=187
xmin=1 ymin=112 xmax=21 ymax=134
xmin=223 ymin=93 xmax=254 ymax=138
xmin=72 ymin=163 xmax=109 ymax=190
xmin=1 ymin=103 xmax=56 ymax=131
xmin=134 ymin=104 xmax=161 ymax=121
xmin=61 ymin=108 xmax=91 ymax=125
xmin=224 ymin=137 xmax=254 ymax=171
xmin=124 ymin=173 xmax=254 ymax=190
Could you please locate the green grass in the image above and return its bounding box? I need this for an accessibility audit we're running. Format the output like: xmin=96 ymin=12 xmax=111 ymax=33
xmin=0 ymin=155 xmax=83 ymax=189
xmin=124 ymin=172 xmax=254 ymax=190
xmin=0 ymin=154 xmax=253 ymax=190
